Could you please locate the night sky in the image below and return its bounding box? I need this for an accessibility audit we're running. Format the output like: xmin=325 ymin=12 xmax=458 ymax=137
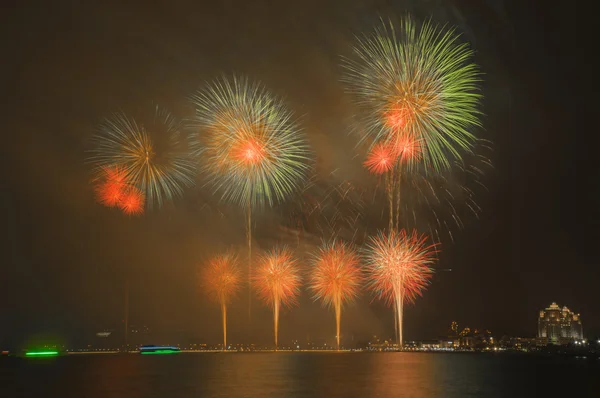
xmin=2 ymin=0 xmax=592 ymax=347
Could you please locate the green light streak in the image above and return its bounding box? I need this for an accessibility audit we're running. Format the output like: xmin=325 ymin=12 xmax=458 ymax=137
xmin=140 ymin=350 xmax=180 ymax=355
xmin=25 ymin=351 xmax=59 ymax=357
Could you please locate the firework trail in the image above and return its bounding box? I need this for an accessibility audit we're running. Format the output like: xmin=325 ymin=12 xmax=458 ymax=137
xmin=309 ymin=241 xmax=362 ymax=350
xmin=91 ymin=165 xmax=146 ymax=348
xmin=364 ymin=229 xmax=437 ymax=348
xmin=192 ymin=77 xmax=310 ymax=321
xmin=89 ymin=106 xmax=196 ymax=209
xmin=282 ymin=176 xmax=368 ymax=246
xmin=394 ymin=139 xmax=492 ymax=245
xmin=253 ymin=247 xmax=302 ymax=350
xmin=201 ymin=252 xmax=242 ymax=351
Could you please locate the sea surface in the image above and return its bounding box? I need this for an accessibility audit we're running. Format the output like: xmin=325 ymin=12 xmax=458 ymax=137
xmin=1 ymin=352 xmax=597 ymax=397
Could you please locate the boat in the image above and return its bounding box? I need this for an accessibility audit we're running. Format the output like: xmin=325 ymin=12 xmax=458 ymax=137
xmin=23 ymin=349 xmax=62 ymax=358
xmin=139 ymin=345 xmax=181 ymax=355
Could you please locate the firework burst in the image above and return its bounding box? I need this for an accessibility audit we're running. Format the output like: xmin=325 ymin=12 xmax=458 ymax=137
xmin=253 ymin=247 xmax=302 ymax=349
xmin=342 ymin=16 xmax=482 ymax=172
xmin=118 ymin=186 xmax=145 ymax=215
xmin=309 ymin=241 xmax=362 ymax=350
xmin=89 ymin=106 xmax=196 ymax=209
xmin=94 ymin=166 xmax=128 ymax=208
xmin=364 ymin=229 xmax=437 ymax=348
xmin=93 ymin=166 xmax=145 ymax=216
xmin=192 ymin=76 xmax=310 ymax=320
xmin=201 ymin=252 xmax=242 ymax=351
xmin=364 ymin=143 xmax=396 ymax=175
xmin=191 ymin=76 xmax=310 ymax=208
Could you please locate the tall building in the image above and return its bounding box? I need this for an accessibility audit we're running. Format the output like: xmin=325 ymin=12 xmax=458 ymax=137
xmin=537 ymin=302 xmax=583 ymax=345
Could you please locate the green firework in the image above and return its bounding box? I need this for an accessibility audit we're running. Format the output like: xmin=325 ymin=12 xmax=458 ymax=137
xmin=342 ymin=16 xmax=483 ymax=172
xmin=88 ymin=106 xmax=196 ymax=208
xmin=191 ymin=76 xmax=310 ymax=209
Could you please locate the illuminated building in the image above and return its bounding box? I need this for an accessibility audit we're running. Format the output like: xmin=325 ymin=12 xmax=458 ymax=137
xmin=537 ymin=302 xmax=583 ymax=345
xmin=440 ymin=322 xmax=460 ymax=349
xmin=450 ymin=321 xmax=459 ymax=336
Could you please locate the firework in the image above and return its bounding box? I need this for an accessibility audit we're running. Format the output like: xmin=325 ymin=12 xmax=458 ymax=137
xmin=93 ymin=166 xmax=145 ymax=216
xmin=283 ymin=177 xmax=367 ymax=245
xmin=364 ymin=229 xmax=437 ymax=348
xmin=309 ymin=241 xmax=362 ymax=350
xmin=201 ymin=252 xmax=242 ymax=351
xmin=88 ymin=106 xmax=195 ymax=350
xmin=118 ymin=186 xmax=145 ymax=216
xmin=342 ymin=16 xmax=482 ymax=172
xmin=192 ymin=76 xmax=310 ymax=319
xmin=393 ymin=134 xmax=422 ymax=164
xmin=94 ymin=166 xmax=128 ymax=207
xmin=89 ymin=106 xmax=196 ymax=209
xmin=364 ymin=143 xmax=396 ymax=175
xmin=191 ymin=77 xmax=310 ymax=208
xmin=253 ymin=247 xmax=302 ymax=349
xmin=397 ymin=139 xmax=493 ymax=244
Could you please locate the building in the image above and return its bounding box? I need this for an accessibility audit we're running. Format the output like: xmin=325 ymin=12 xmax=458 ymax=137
xmin=499 ymin=336 xmax=536 ymax=351
xmin=537 ymin=302 xmax=583 ymax=345
xmin=439 ymin=322 xmax=460 ymax=349
xmin=450 ymin=321 xmax=459 ymax=336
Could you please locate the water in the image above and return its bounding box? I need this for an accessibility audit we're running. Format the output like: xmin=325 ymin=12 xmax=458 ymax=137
xmin=1 ymin=352 xmax=597 ymax=397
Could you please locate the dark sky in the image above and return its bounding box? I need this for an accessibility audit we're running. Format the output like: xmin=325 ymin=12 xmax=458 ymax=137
xmin=1 ymin=0 xmax=592 ymax=347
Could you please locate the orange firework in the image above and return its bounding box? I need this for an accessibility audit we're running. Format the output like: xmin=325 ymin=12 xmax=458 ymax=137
xmin=309 ymin=241 xmax=362 ymax=350
xmin=364 ymin=143 xmax=397 ymax=175
xmin=253 ymin=247 xmax=302 ymax=350
xmin=364 ymin=229 xmax=438 ymax=348
xmin=231 ymin=138 xmax=267 ymax=166
xmin=118 ymin=186 xmax=145 ymax=216
xmin=94 ymin=166 xmax=128 ymax=207
xmin=201 ymin=252 xmax=242 ymax=351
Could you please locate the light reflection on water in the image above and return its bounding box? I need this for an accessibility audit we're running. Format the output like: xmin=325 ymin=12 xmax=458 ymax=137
xmin=1 ymin=352 xmax=597 ymax=397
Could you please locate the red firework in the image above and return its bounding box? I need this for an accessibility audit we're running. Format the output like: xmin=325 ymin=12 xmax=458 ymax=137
xmin=364 ymin=229 xmax=437 ymax=306
xmin=95 ymin=166 xmax=128 ymax=207
xmin=364 ymin=143 xmax=397 ymax=175
xmin=384 ymin=105 xmax=414 ymax=131
xmin=94 ymin=165 xmax=144 ymax=215
xmin=253 ymin=247 xmax=302 ymax=349
xmin=393 ymin=133 xmax=422 ymax=164
xmin=118 ymin=186 xmax=145 ymax=216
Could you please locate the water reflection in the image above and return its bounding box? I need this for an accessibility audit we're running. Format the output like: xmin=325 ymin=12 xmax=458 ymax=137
xmin=1 ymin=352 xmax=597 ymax=397
xmin=366 ymin=353 xmax=436 ymax=398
